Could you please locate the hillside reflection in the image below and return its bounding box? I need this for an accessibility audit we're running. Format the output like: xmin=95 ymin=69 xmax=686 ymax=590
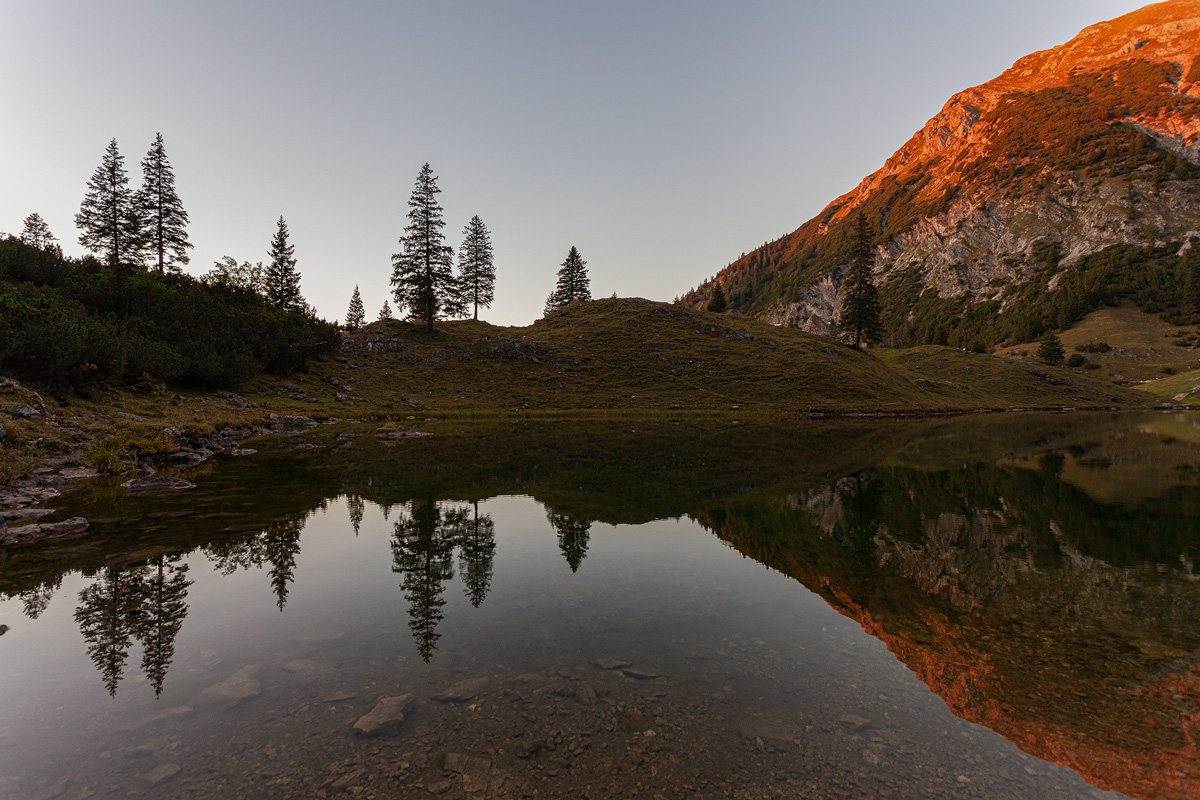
xmin=2 ymin=412 xmax=1199 ymax=798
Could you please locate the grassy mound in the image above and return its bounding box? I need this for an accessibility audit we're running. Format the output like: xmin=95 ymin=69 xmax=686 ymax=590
xmin=239 ymin=298 xmax=1148 ymax=414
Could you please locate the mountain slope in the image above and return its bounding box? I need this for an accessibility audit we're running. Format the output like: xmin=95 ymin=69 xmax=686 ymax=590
xmin=681 ymin=1 xmax=1200 ymax=347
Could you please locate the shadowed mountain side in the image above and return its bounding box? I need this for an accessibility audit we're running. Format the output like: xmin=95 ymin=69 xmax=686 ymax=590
xmin=240 ymin=299 xmax=1151 ymax=414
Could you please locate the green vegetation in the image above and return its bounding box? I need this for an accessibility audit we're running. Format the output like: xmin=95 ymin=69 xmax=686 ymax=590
xmin=706 ymin=281 xmax=726 ymax=313
xmin=345 ymin=285 xmax=365 ymax=331
xmin=0 ymin=236 xmax=337 ymax=391
xmin=390 ymin=163 xmax=459 ymax=331
xmin=834 ymin=211 xmax=882 ymax=349
xmin=1038 ymin=331 xmax=1065 ymax=364
xmin=456 ymin=214 xmax=495 ymax=321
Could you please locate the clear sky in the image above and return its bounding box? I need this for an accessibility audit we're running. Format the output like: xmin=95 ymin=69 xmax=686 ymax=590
xmin=1 ymin=0 xmax=1148 ymax=327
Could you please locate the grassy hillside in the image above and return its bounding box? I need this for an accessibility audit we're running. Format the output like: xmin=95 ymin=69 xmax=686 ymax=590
xmin=232 ymin=298 xmax=1145 ymax=414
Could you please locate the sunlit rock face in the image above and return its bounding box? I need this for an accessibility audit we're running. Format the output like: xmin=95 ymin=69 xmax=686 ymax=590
xmin=695 ymin=452 xmax=1200 ymax=800
xmin=681 ymin=0 xmax=1200 ymax=334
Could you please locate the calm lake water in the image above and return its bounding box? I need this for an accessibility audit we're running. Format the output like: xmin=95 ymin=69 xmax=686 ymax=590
xmin=2 ymin=412 xmax=1199 ymax=799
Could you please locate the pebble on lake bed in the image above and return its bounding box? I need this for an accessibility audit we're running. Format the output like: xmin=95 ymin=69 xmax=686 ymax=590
xmin=352 ymin=694 xmax=415 ymax=737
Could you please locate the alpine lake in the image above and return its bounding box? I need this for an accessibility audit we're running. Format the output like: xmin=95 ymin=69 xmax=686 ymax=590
xmin=2 ymin=411 xmax=1199 ymax=800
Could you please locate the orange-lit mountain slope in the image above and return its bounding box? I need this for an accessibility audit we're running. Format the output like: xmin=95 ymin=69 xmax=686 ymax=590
xmin=681 ymin=1 xmax=1200 ymax=339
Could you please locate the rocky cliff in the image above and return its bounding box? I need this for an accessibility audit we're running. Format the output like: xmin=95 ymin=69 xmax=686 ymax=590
xmin=682 ymin=1 xmax=1200 ymax=341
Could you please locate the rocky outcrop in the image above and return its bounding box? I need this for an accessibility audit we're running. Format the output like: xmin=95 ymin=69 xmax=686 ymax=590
xmin=0 ymin=517 xmax=88 ymax=545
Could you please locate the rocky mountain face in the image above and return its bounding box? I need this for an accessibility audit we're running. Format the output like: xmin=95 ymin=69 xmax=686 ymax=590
xmin=681 ymin=1 xmax=1200 ymax=341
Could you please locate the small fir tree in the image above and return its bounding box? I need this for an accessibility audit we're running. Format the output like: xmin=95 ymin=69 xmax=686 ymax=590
xmin=264 ymin=216 xmax=304 ymax=312
xmin=707 ymin=281 xmax=727 ymax=313
xmin=135 ymin=133 xmax=192 ymax=274
xmin=1037 ymin=331 xmax=1066 ymax=365
xmin=378 ymin=299 xmax=393 ymax=321
xmin=345 ymin=285 xmax=366 ymax=330
xmin=391 ymin=163 xmax=457 ymax=331
xmin=76 ymin=139 xmax=144 ymax=267
xmin=456 ymin=215 xmax=495 ymax=320
xmin=838 ymin=211 xmax=882 ymax=349
xmin=544 ymin=246 xmax=591 ymax=314
xmin=20 ymin=213 xmax=58 ymax=251
xmin=1184 ymin=239 xmax=1200 ymax=316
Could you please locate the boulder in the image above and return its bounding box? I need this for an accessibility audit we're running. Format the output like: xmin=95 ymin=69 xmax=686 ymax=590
xmin=352 ymin=694 xmax=415 ymax=736
xmin=5 ymin=403 xmax=40 ymax=419
xmin=0 ymin=517 xmax=88 ymax=546
xmin=121 ymin=477 xmax=196 ymax=493
xmin=196 ymin=665 xmax=261 ymax=710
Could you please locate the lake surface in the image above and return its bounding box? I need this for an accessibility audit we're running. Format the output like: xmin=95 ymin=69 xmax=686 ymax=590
xmin=2 ymin=412 xmax=1199 ymax=799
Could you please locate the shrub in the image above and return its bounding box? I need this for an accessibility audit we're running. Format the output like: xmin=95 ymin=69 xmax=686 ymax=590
xmin=1066 ymin=353 xmax=1087 ymax=368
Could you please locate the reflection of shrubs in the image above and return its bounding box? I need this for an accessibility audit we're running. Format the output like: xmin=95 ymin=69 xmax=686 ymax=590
xmin=1066 ymin=353 xmax=1087 ymax=368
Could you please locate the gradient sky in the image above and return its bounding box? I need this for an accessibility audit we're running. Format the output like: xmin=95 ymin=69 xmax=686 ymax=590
xmin=1 ymin=0 xmax=1148 ymax=326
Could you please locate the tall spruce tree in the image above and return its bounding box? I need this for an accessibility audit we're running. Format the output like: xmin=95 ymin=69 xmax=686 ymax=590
xmin=20 ymin=213 xmax=58 ymax=251
xmin=391 ymin=163 xmax=457 ymax=332
xmin=707 ymin=280 xmax=727 ymax=313
xmin=456 ymin=215 xmax=495 ymax=320
xmin=544 ymin=246 xmax=591 ymax=314
xmin=838 ymin=211 xmax=882 ymax=349
xmin=378 ymin=299 xmax=394 ymax=321
xmin=135 ymin=133 xmax=192 ymax=274
xmin=264 ymin=216 xmax=304 ymax=312
xmin=76 ymin=139 xmax=144 ymax=267
xmin=345 ymin=285 xmax=366 ymax=330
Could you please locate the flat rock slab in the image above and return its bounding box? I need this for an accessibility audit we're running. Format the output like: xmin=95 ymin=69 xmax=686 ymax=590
xmin=375 ymin=430 xmax=432 ymax=440
xmin=143 ymin=763 xmax=180 ymax=786
xmin=434 ymin=676 xmax=490 ymax=703
xmin=0 ymin=517 xmax=88 ymax=546
xmin=620 ymin=667 xmax=661 ymax=680
xmin=838 ymin=714 xmax=874 ymax=731
xmin=593 ymin=658 xmax=631 ymax=671
xmin=122 ymin=477 xmax=196 ymax=493
xmin=196 ymin=665 xmax=262 ymax=710
xmin=0 ymin=508 xmax=55 ymax=523
xmin=230 ymin=448 xmax=257 ymax=456
xmin=352 ymin=694 xmax=415 ymax=736
xmin=58 ymin=466 xmax=99 ymax=480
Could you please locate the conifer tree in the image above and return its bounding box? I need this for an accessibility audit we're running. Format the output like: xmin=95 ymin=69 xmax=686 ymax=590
xmin=76 ymin=139 xmax=144 ymax=267
xmin=456 ymin=215 xmax=495 ymax=320
xmin=1184 ymin=239 xmax=1200 ymax=316
xmin=546 ymin=509 xmax=591 ymax=573
xmin=135 ymin=133 xmax=192 ymax=274
xmin=707 ymin=280 xmax=727 ymax=313
xmin=1037 ymin=331 xmax=1065 ymax=365
xmin=378 ymin=299 xmax=393 ymax=321
xmin=20 ymin=213 xmax=58 ymax=251
xmin=544 ymin=246 xmax=591 ymax=314
xmin=838 ymin=211 xmax=882 ymax=349
xmin=264 ymin=216 xmax=304 ymax=312
xmin=345 ymin=285 xmax=366 ymax=330
xmin=391 ymin=163 xmax=457 ymax=332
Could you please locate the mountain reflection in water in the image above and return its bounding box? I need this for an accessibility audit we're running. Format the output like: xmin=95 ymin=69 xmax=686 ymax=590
xmin=1 ymin=412 xmax=1198 ymax=799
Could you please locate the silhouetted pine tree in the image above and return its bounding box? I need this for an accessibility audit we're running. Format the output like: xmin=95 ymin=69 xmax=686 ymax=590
xmin=456 ymin=215 xmax=495 ymax=320
xmin=544 ymin=246 xmax=591 ymax=314
xmin=391 ymin=499 xmax=462 ymax=661
xmin=707 ymin=281 xmax=727 ymax=313
xmin=135 ymin=133 xmax=191 ymax=274
xmin=392 ymin=163 xmax=457 ymax=331
xmin=378 ymin=299 xmax=393 ymax=321
xmin=345 ymin=286 xmax=366 ymax=331
xmin=75 ymin=568 xmax=142 ymax=696
xmin=264 ymin=216 xmax=304 ymax=312
xmin=546 ymin=509 xmax=591 ymax=572
xmin=457 ymin=502 xmax=496 ymax=607
xmin=76 ymin=139 xmax=144 ymax=267
xmin=20 ymin=213 xmax=58 ymax=252
xmin=347 ymin=495 xmax=365 ymax=535
xmin=132 ymin=557 xmax=191 ymax=697
xmin=838 ymin=211 xmax=882 ymax=349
